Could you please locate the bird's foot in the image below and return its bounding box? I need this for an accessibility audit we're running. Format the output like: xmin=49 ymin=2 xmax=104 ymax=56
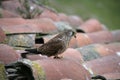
xmin=54 ymin=56 xmax=63 ymax=59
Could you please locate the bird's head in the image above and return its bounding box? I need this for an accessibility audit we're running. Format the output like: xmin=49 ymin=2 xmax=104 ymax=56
xmin=64 ymin=29 xmax=76 ymax=38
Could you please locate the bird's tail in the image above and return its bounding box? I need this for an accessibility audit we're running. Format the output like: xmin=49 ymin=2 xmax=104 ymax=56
xmin=21 ymin=48 xmax=39 ymax=58
xmin=25 ymin=48 xmax=38 ymax=53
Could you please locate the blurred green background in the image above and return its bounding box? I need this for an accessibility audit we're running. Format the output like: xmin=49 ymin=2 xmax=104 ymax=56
xmin=48 ymin=0 xmax=120 ymax=30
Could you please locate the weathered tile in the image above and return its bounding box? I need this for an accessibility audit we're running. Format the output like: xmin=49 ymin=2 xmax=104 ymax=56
xmin=77 ymin=18 xmax=108 ymax=33
xmin=0 ymin=44 xmax=20 ymax=64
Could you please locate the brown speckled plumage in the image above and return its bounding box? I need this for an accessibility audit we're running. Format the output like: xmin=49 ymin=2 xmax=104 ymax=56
xmin=24 ymin=30 xmax=76 ymax=58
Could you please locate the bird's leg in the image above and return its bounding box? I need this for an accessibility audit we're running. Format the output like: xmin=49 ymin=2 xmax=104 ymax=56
xmin=53 ymin=55 xmax=63 ymax=59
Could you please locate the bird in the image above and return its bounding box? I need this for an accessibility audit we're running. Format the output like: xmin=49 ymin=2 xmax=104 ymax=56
xmin=22 ymin=29 xmax=76 ymax=59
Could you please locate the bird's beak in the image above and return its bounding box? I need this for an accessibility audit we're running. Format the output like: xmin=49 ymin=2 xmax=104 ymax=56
xmin=74 ymin=35 xmax=76 ymax=38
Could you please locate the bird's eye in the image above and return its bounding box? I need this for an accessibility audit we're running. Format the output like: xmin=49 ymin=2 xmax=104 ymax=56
xmin=69 ymin=31 xmax=73 ymax=36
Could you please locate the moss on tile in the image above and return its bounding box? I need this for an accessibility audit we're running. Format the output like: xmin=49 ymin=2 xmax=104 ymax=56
xmin=32 ymin=62 xmax=46 ymax=80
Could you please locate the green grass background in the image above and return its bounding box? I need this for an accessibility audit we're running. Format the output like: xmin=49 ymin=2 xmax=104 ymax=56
xmin=48 ymin=0 xmax=120 ymax=30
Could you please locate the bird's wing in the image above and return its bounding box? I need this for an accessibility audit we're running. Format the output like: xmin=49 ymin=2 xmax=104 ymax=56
xmin=38 ymin=39 xmax=65 ymax=56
